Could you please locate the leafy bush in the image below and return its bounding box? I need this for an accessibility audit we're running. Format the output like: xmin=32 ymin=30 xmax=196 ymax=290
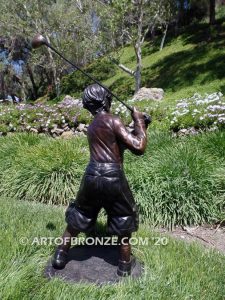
xmin=169 ymin=92 xmax=225 ymax=131
xmin=60 ymin=58 xmax=117 ymax=97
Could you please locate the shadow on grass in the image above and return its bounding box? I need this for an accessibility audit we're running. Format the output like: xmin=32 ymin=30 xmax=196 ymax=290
xmin=108 ymin=21 xmax=225 ymax=97
xmin=143 ymin=46 xmax=225 ymax=91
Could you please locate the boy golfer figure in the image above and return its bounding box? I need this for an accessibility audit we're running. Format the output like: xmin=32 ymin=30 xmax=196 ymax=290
xmin=52 ymin=84 xmax=148 ymax=277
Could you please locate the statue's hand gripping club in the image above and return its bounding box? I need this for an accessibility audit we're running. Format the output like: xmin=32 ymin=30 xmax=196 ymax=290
xmin=142 ymin=114 xmax=152 ymax=128
xmin=31 ymin=34 xmax=152 ymax=128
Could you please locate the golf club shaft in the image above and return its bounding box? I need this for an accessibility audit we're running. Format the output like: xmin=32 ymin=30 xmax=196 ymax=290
xmin=46 ymin=43 xmax=133 ymax=113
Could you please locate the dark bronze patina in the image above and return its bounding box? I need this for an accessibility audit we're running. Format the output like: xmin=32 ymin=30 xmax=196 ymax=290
xmin=51 ymin=84 xmax=148 ymax=277
xmin=31 ymin=34 xmax=150 ymax=277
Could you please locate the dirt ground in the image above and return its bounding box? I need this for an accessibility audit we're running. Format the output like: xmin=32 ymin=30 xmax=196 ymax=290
xmin=158 ymin=224 xmax=225 ymax=255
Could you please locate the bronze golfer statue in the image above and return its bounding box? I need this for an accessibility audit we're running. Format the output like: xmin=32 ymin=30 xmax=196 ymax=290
xmin=52 ymin=84 xmax=148 ymax=277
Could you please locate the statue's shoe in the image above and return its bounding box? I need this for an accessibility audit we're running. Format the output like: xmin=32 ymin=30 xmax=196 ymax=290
xmin=117 ymin=256 xmax=136 ymax=277
xmin=51 ymin=248 xmax=68 ymax=269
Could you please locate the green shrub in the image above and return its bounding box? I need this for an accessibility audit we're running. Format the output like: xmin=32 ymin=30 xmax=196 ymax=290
xmin=60 ymin=58 xmax=117 ymax=97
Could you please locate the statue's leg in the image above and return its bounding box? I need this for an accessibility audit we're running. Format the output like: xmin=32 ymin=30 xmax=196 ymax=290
xmin=51 ymin=225 xmax=80 ymax=269
xmin=60 ymin=225 xmax=80 ymax=251
xmin=117 ymin=234 xmax=136 ymax=277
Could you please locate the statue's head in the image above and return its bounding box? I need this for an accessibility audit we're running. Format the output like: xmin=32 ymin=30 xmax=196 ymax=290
xmin=82 ymin=84 xmax=112 ymax=115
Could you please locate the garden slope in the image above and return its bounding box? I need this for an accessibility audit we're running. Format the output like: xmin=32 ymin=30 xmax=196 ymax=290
xmin=103 ymin=19 xmax=225 ymax=104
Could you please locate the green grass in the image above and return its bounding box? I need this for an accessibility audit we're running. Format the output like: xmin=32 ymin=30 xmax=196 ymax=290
xmin=0 ymin=132 xmax=224 ymax=227
xmin=102 ymin=13 xmax=225 ymax=106
xmin=0 ymin=133 xmax=88 ymax=205
xmin=0 ymin=196 xmax=224 ymax=300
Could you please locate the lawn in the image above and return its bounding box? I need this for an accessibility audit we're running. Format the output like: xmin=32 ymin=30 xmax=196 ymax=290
xmin=0 ymin=196 xmax=224 ymax=300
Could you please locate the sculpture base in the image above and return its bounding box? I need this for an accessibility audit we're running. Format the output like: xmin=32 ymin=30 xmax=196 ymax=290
xmin=45 ymin=245 xmax=144 ymax=285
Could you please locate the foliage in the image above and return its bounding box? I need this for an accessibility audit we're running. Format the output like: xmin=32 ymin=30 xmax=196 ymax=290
xmin=169 ymin=92 xmax=225 ymax=131
xmin=60 ymin=57 xmax=117 ymax=97
xmin=0 ymin=131 xmax=224 ymax=227
xmin=0 ymin=0 xmax=101 ymax=100
xmin=100 ymin=16 xmax=225 ymax=105
xmin=95 ymin=0 xmax=177 ymax=92
xmin=125 ymin=130 xmax=224 ymax=228
xmin=0 ymin=137 xmax=88 ymax=205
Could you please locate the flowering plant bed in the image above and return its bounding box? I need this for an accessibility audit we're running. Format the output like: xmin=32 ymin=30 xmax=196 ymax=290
xmin=169 ymin=92 xmax=225 ymax=132
xmin=0 ymin=98 xmax=90 ymax=136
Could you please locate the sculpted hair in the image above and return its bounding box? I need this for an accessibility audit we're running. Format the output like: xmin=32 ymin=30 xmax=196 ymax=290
xmin=82 ymin=84 xmax=112 ymax=113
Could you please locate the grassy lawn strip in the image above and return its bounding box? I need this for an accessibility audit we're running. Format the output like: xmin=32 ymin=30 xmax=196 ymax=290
xmin=0 ymin=197 xmax=224 ymax=300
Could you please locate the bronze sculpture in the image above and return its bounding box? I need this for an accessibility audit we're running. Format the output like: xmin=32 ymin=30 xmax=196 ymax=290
xmin=52 ymin=84 xmax=148 ymax=277
xmin=31 ymin=34 xmax=150 ymax=277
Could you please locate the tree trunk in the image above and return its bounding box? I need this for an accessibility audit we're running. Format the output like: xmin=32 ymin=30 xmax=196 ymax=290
xmin=178 ymin=0 xmax=185 ymax=25
xmin=0 ymin=71 xmax=6 ymax=100
xmin=160 ymin=24 xmax=168 ymax=51
xmin=134 ymin=40 xmax=142 ymax=93
xmin=26 ymin=64 xmax=38 ymax=100
xmin=45 ymin=35 xmax=58 ymax=92
xmin=210 ymin=0 xmax=216 ymax=24
xmin=20 ymin=79 xmax=26 ymax=102
xmin=135 ymin=66 xmax=141 ymax=94
xmin=134 ymin=0 xmax=144 ymax=93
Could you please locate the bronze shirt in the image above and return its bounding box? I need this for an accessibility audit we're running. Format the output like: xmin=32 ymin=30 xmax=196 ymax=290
xmin=87 ymin=111 xmax=147 ymax=164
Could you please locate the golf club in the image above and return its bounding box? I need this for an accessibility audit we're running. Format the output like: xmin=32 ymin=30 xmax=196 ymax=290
xmin=31 ymin=34 xmax=151 ymax=125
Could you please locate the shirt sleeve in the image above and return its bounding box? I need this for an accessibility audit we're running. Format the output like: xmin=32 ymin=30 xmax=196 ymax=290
xmin=113 ymin=116 xmax=147 ymax=155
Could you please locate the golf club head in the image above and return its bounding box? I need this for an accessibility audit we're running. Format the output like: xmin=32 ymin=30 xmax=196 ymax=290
xmin=31 ymin=34 xmax=48 ymax=49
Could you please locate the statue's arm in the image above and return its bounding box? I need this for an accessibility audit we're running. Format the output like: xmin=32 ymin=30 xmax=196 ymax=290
xmin=113 ymin=111 xmax=147 ymax=155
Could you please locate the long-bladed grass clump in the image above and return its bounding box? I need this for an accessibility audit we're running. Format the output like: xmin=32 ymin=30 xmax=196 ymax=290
xmin=124 ymin=131 xmax=225 ymax=227
xmin=0 ymin=134 xmax=88 ymax=205
xmin=0 ymin=131 xmax=224 ymax=227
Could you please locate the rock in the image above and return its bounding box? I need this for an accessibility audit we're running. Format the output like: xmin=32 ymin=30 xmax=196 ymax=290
xmin=176 ymin=127 xmax=199 ymax=137
xmin=61 ymin=130 xmax=74 ymax=139
xmin=75 ymin=131 xmax=86 ymax=137
xmin=62 ymin=123 xmax=69 ymax=129
xmin=30 ymin=128 xmax=38 ymax=133
xmin=77 ymin=123 xmax=86 ymax=132
xmin=60 ymin=95 xmax=83 ymax=108
xmin=132 ymin=87 xmax=164 ymax=101
xmin=51 ymin=128 xmax=64 ymax=135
